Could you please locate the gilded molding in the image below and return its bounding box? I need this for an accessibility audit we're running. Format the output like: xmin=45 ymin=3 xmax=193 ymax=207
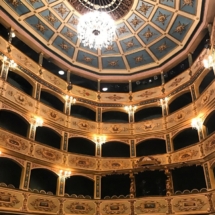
xmin=103 ymin=203 xmax=128 ymax=214
xmin=0 ymin=192 xmax=20 ymax=207
xmin=31 ymin=198 xmax=57 ymax=211
xmin=136 ymin=201 xmax=166 ymax=213
xmin=66 ymin=202 xmax=93 ymax=214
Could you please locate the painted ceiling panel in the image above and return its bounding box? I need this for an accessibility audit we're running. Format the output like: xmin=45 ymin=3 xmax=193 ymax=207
xmin=138 ymin=24 xmax=162 ymax=45
xmin=120 ymin=37 xmax=142 ymax=53
xmin=149 ymin=37 xmax=178 ymax=60
xmin=126 ymin=50 xmax=154 ymax=69
xmin=101 ymin=42 xmax=121 ymax=56
xmin=39 ymin=10 xmax=62 ymax=29
xmin=4 ymin=0 xmax=30 ymax=15
xmin=2 ymin=0 xmax=204 ymax=75
xmin=102 ymin=57 xmax=126 ymax=69
xmin=25 ymin=16 xmax=54 ymax=41
xmin=151 ymin=7 xmax=173 ymax=31
xmin=77 ymin=51 xmax=99 ymax=68
xmin=52 ymin=36 xmax=75 ymax=57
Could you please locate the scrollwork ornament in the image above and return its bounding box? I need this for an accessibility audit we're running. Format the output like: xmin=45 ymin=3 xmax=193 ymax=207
xmin=174 ymin=198 xmax=206 ymax=211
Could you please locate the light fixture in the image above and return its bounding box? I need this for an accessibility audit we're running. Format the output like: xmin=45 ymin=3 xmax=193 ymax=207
xmin=203 ymin=54 xmax=214 ymax=70
xmin=102 ymin=87 xmax=108 ymax=91
xmin=35 ymin=117 xmax=43 ymax=127
xmin=10 ymin=60 xmax=17 ymax=68
xmin=124 ymin=105 xmax=137 ymax=114
xmin=11 ymin=31 xmax=16 ymax=38
xmin=77 ymin=9 xmax=115 ymax=49
xmin=59 ymin=170 xmax=71 ymax=179
xmin=94 ymin=135 xmax=106 ymax=145
xmin=191 ymin=117 xmax=203 ymax=131
xmin=159 ymin=97 xmax=168 ymax=108
xmin=58 ymin=70 xmax=65 ymax=75
xmin=65 ymin=95 xmax=76 ymax=104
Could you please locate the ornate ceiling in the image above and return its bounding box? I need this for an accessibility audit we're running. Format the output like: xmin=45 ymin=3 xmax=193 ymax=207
xmin=0 ymin=0 xmax=209 ymax=78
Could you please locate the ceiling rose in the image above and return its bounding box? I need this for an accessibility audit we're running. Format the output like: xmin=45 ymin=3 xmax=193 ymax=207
xmin=77 ymin=10 xmax=116 ymax=49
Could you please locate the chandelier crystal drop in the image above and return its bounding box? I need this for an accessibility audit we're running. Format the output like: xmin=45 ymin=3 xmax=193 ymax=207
xmin=77 ymin=11 xmax=116 ymax=49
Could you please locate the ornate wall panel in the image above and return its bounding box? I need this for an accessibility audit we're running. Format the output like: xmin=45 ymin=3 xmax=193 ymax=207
xmin=134 ymin=118 xmax=164 ymax=134
xmin=100 ymin=158 xmax=132 ymax=170
xmin=133 ymin=86 xmax=161 ymax=101
xmin=135 ymin=198 xmax=167 ymax=214
xmin=203 ymin=133 xmax=215 ymax=156
xmin=68 ymin=154 xmax=97 ymax=171
xmin=5 ymin=84 xmax=36 ymax=113
xmin=0 ymin=37 xmax=7 ymax=53
xmin=71 ymin=85 xmax=97 ymax=101
xmin=101 ymin=123 xmax=131 ymax=135
xmin=172 ymin=195 xmax=209 ymax=213
xmin=100 ymin=201 xmax=130 ymax=215
xmin=100 ymin=93 xmax=130 ymax=103
xmin=166 ymin=104 xmax=194 ymax=128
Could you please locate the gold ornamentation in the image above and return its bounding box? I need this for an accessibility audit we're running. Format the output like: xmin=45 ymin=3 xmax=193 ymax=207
xmin=33 ymin=21 xmax=48 ymax=34
xmin=174 ymin=149 xmax=198 ymax=162
xmin=174 ymin=21 xmax=189 ymax=34
xmin=169 ymin=77 xmax=185 ymax=87
xmin=205 ymin=137 xmax=215 ymax=152
xmin=157 ymin=41 xmax=168 ymax=52
xmin=59 ymin=41 xmax=71 ymax=52
xmin=124 ymin=39 xmax=137 ymax=50
xmin=102 ymin=160 xmax=129 ymax=169
xmin=70 ymin=157 xmax=96 ymax=168
xmin=8 ymin=0 xmax=22 ymax=8
xmin=16 ymin=54 xmax=34 ymax=68
xmin=36 ymin=148 xmax=61 ymax=161
xmin=0 ymin=192 xmax=20 ymax=207
xmin=201 ymin=89 xmax=214 ymax=105
xmin=181 ymin=0 xmax=194 ymax=8
xmin=108 ymin=60 xmax=118 ymax=67
xmin=142 ymin=121 xmax=155 ymax=131
xmin=54 ymin=4 xmax=69 ymax=17
xmin=83 ymin=55 xmax=94 ymax=64
xmin=110 ymin=124 xmax=122 ymax=133
xmin=63 ymin=28 xmax=76 ymax=40
xmin=31 ymin=199 xmax=56 ymax=212
xmin=105 ymin=94 xmax=124 ymax=101
xmin=69 ymin=17 xmax=79 ymax=26
xmin=174 ymin=198 xmax=206 ymax=211
xmin=174 ymin=112 xmax=185 ymax=121
xmin=138 ymin=3 xmax=152 ymax=15
xmin=136 ymin=201 xmax=166 ymax=213
xmin=66 ymin=202 xmax=93 ymax=214
xmin=134 ymin=156 xmax=160 ymax=167
xmin=130 ymin=16 xmax=142 ymax=28
xmin=6 ymin=138 xmax=28 ymax=151
xmin=103 ymin=203 xmax=128 ymax=214
xmin=134 ymin=55 xmax=144 ymax=63
xmin=143 ymin=28 xmax=157 ymax=41
xmin=137 ymin=90 xmax=156 ymax=98
xmin=29 ymin=0 xmax=41 ymax=5
xmin=76 ymin=89 xmax=91 ymax=97
xmin=117 ymin=25 xmax=128 ymax=35
xmin=8 ymin=91 xmax=33 ymax=107
xmin=104 ymin=45 xmax=116 ymax=52
xmin=77 ymin=121 xmax=89 ymax=130
xmin=156 ymin=11 xmax=170 ymax=25
xmin=44 ymin=12 xmax=59 ymax=26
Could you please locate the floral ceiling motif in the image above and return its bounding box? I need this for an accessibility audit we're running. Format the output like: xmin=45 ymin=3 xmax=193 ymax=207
xmin=1 ymin=0 xmax=203 ymax=75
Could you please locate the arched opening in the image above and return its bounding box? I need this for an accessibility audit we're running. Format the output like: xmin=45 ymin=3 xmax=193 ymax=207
xmin=101 ymin=174 xmax=130 ymax=198
xmin=65 ymin=176 xmax=94 ymax=198
xmin=169 ymin=92 xmax=192 ymax=114
xmin=35 ymin=127 xmax=61 ymax=149
xmin=0 ymin=157 xmax=22 ymax=188
xmin=70 ymin=105 xmax=96 ymax=121
xmin=102 ymin=111 xmax=128 ymax=123
xmin=68 ymin=137 xmax=95 ymax=156
xmin=199 ymin=69 xmax=215 ymax=94
xmin=29 ymin=168 xmax=57 ymax=194
xmin=136 ymin=139 xmax=166 ymax=156
xmin=40 ymin=91 xmax=64 ymax=112
xmin=102 ymin=141 xmax=130 ymax=157
xmin=204 ymin=111 xmax=215 ymax=136
xmin=0 ymin=110 xmax=29 ymax=137
xmin=173 ymin=128 xmax=199 ymax=150
xmin=135 ymin=107 xmax=162 ymax=122
xmin=172 ymin=165 xmax=206 ymax=192
xmin=135 ymin=170 xmax=166 ymax=197
xmin=7 ymin=70 xmax=33 ymax=96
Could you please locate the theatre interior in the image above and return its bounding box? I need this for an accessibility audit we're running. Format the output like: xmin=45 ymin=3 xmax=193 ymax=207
xmin=1 ymin=0 xmax=215 ymax=215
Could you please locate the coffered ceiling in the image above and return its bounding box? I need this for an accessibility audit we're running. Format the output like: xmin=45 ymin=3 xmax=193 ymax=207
xmin=0 ymin=0 xmax=212 ymax=79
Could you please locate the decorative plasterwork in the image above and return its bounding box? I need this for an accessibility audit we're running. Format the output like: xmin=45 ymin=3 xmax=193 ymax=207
xmin=30 ymin=198 xmax=57 ymax=211
xmin=66 ymin=202 xmax=93 ymax=214
xmin=103 ymin=203 xmax=128 ymax=214
xmin=136 ymin=201 xmax=166 ymax=213
xmin=0 ymin=192 xmax=20 ymax=207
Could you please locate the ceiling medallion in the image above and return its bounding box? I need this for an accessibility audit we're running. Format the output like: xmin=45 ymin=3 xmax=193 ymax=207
xmin=77 ymin=10 xmax=115 ymax=49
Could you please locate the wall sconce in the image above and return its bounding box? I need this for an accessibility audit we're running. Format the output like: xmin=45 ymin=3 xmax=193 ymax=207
xmin=94 ymin=135 xmax=106 ymax=145
xmin=65 ymin=95 xmax=76 ymax=105
xmin=3 ymin=56 xmax=7 ymax=62
xmin=9 ymin=60 xmax=17 ymax=68
xmin=159 ymin=97 xmax=168 ymax=108
xmin=0 ymin=151 xmax=2 ymax=155
xmin=34 ymin=117 xmax=43 ymax=127
xmin=124 ymin=105 xmax=137 ymax=114
xmin=59 ymin=170 xmax=71 ymax=179
xmin=191 ymin=117 xmax=203 ymax=131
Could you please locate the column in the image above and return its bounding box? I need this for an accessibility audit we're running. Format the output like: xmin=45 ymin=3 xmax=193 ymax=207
xmin=166 ymin=134 xmax=173 ymax=153
xmin=56 ymin=176 xmax=65 ymax=196
xmin=94 ymin=175 xmax=101 ymax=199
xmin=19 ymin=161 xmax=32 ymax=190
xmin=130 ymin=139 xmax=136 ymax=157
xmin=1 ymin=57 xmax=10 ymax=81
xmin=165 ymin=167 xmax=173 ymax=196
xmin=129 ymin=173 xmax=136 ymax=198
xmin=203 ymin=162 xmax=213 ymax=190
xmin=160 ymin=97 xmax=169 ymax=116
xmin=62 ymin=132 xmax=68 ymax=151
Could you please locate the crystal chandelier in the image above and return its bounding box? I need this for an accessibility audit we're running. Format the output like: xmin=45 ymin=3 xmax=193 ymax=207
xmin=77 ymin=10 xmax=115 ymax=49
